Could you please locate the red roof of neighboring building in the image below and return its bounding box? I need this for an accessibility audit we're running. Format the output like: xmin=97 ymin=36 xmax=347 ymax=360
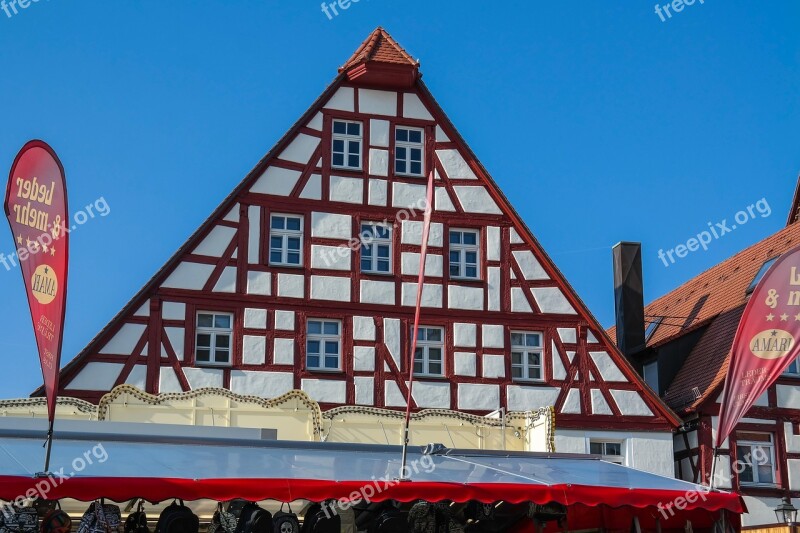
xmin=340 ymin=27 xmax=419 ymax=72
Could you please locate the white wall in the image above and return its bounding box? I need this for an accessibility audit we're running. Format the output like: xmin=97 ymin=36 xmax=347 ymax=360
xmin=554 ymin=429 xmax=674 ymax=477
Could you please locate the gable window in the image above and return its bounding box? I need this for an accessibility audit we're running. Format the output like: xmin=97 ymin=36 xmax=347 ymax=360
xmin=589 ymin=440 xmax=623 ymax=465
xmin=736 ymin=432 xmax=776 ymax=486
xmin=645 ymin=316 xmax=663 ymax=341
xmin=413 ymin=327 xmax=444 ymax=376
xmin=332 ymin=120 xmax=362 ymax=170
xmin=747 ymin=257 xmax=778 ymax=294
xmin=307 ymin=319 xmax=341 ymax=371
xmin=270 ymin=214 xmax=303 ymax=266
xmin=195 ymin=312 xmax=233 ymax=366
xmin=511 ymin=331 xmax=543 ymax=381
xmin=395 ymin=127 xmax=424 ymax=176
xmin=449 ymin=229 xmax=480 ymax=280
xmin=360 ymin=223 xmax=392 ymax=274
xmin=643 ymin=361 xmax=659 ymax=392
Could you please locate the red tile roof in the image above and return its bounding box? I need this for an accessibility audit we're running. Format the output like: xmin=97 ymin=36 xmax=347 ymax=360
xmin=340 ymin=27 xmax=419 ymax=72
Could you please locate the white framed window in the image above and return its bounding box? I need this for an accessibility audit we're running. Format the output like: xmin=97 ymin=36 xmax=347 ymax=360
xmin=413 ymin=326 xmax=444 ymax=376
xmin=307 ymin=319 xmax=341 ymax=371
xmin=332 ymin=120 xmax=362 ymax=170
xmin=195 ymin=312 xmax=233 ymax=366
xmin=784 ymin=356 xmax=800 ymax=376
xmin=643 ymin=361 xmax=659 ymax=391
xmin=736 ymin=432 xmax=776 ymax=486
xmin=269 ymin=214 xmax=303 ymax=266
xmin=395 ymin=127 xmax=424 ymax=176
xmin=589 ymin=440 xmax=624 ymax=465
xmin=360 ymin=222 xmax=392 ymax=274
xmin=449 ymin=229 xmax=480 ymax=279
xmin=511 ymin=331 xmax=543 ymax=381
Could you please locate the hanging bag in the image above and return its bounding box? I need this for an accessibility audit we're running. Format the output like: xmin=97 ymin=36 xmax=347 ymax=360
xmin=41 ymin=501 xmax=71 ymax=533
xmin=77 ymin=501 xmax=122 ymax=533
xmin=124 ymin=501 xmax=149 ymax=533
xmin=154 ymin=500 xmax=198 ymax=533
xmin=0 ymin=504 xmax=39 ymax=533
xmin=207 ymin=503 xmax=237 ymax=533
xmin=271 ymin=504 xmax=298 ymax=533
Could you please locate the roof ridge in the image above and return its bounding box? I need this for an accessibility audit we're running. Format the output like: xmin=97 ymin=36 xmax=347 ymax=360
xmin=340 ymin=27 xmax=419 ymax=72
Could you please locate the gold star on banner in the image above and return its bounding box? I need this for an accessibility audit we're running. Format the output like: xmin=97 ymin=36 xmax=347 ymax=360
xmin=41 ymin=242 xmax=48 ymax=252
xmin=767 ymin=313 xmax=775 ymax=321
xmin=795 ymin=313 xmax=800 ymax=321
xmin=50 ymin=247 xmax=56 ymax=256
xmin=781 ymin=313 xmax=789 ymax=321
xmin=16 ymin=234 xmax=22 ymax=245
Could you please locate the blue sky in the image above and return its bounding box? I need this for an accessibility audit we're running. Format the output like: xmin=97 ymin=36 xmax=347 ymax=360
xmin=0 ymin=1 xmax=798 ymax=399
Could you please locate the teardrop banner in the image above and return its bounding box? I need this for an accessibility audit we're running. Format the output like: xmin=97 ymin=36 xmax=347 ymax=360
xmin=3 ymin=140 xmax=69 ymax=471
xmin=715 ymin=244 xmax=800 ymax=450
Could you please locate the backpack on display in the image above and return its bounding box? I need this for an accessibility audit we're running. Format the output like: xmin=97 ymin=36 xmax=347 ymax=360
xmin=369 ymin=507 xmax=407 ymax=533
xmin=77 ymin=501 xmax=122 ymax=533
xmin=154 ymin=501 xmax=198 ymax=533
xmin=0 ymin=505 xmax=39 ymax=533
xmin=299 ymin=503 xmax=339 ymax=533
xmin=232 ymin=502 xmax=272 ymax=533
xmin=41 ymin=501 xmax=72 ymax=533
xmin=270 ymin=505 xmax=298 ymax=533
xmin=207 ymin=503 xmax=237 ymax=533
xmin=124 ymin=501 xmax=149 ymax=533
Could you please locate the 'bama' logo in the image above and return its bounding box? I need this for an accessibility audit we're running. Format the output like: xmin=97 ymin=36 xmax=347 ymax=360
xmin=750 ymin=329 xmax=795 ymax=359
xmin=31 ymin=264 xmax=58 ymax=305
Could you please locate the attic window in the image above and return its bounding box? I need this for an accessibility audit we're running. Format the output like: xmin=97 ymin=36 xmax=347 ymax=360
xmin=645 ymin=316 xmax=663 ymax=341
xmin=747 ymin=257 xmax=778 ymax=294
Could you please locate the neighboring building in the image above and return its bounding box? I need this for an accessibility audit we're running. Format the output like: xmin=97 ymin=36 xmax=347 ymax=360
xmin=610 ymin=181 xmax=800 ymax=526
xmin=36 ymin=28 xmax=679 ymax=473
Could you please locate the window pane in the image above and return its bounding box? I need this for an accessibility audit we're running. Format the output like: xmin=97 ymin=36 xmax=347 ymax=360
xmin=409 ymin=130 xmax=422 ymax=143
xmin=378 ymin=260 xmax=390 ymax=272
xmin=361 ymin=257 xmax=372 ymax=271
xmin=197 ymin=314 xmax=213 ymax=328
xmin=271 ymin=216 xmax=285 ymax=230
xmin=377 ymin=245 xmax=390 ymax=258
xmin=286 ymin=217 xmax=301 ymax=231
xmin=307 ymin=340 xmax=320 ymax=354
xmin=325 ymin=356 xmax=339 ymax=369
xmin=348 ymin=140 xmax=360 ymax=154
xmin=428 ymin=347 xmax=442 ymax=361
xmin=287 ymin=237 xmax=301 ymax=251
xmin=528 ymin=353 xmax=540 ymax=366
xmin=196 ymin=349 xmax=210 ymax=362
xmin=527 ymin=334 xmax=540 ymax=347
xmin=196 ymin=333 xmax=212 ymax=347
xmin=465 ymin=251 xmax=477 ymax=263
xmin=376 ymin=226 xmax=390 ymax=239
xmin=511 ymin=334 xmax=524 ymax=346
xmin=287 ymin=252 xmax=301 ymax=265
xmin=396 ymin=129 xmax=408 ymax=142
xmin=270 ymin=251 xmax=282 ymax=263
xmin=215 ymin=350 xmax=230 ymax=363
xmin=449 ymin=265 xmax=460 ymax=277
xmin=511 ymin=367 xmax=523 ymax=378
xmin=396 ymin=160 xmax=407 ymax=173
xmin=396 ymin=146 xmax=407 ymax=159
xmin=414 ymin=347 xmax=424 ymax=360
xmin=308 ymin=355 xmax=320 ymax=368
xmin=463 ymin=232 xmax=477 ymax=245
xmin=466 ymin=266 xmax=477 ymax=278
xmin=333 ymin=153 xmax=344 ymax=166
xmin=450 ymin=232 xmax=461 ymax=244
xmin=414 ymin=361 xmax=423 ymax=374
xmin=324 ymin=341 xmax=339 ymax=355
xmin=530 ymin=368 xmax=541 ymax=380
xmin=757 ymin=465 xmax=774 ymax=483
xmin=216 ymin=335 xmax=230 ymax=348
xmin=606 ymin=443 xmax=621 ymax=456
xmin=270 ymin=236 xmax=283 ymax=249
xmin=427 ymin=329 xmax=442 ymax=342
xmin=590 ymin=443 xmax=603 ymax=455
xmin=348 ymin=154 xmax=359 ymax=168
xmin=428 ymin=362 xmax=442 ymax=375
xmin=333 ymin=121 xmax=346 ymax=134
xmin=215 ymin=315 xmax=231 ymax=329
xmin=332 ymin=139 xmax=345 ymax=152
xmin=410 ymin=162 xmax=422 ymax=175
xmin=324 ymin=322 xmax=339 ymax=335
xmin=449 ymin=251 xmax=460 ymax=263
xmin=308 ymin=321 xmax=322 ymax=335
xmin=511 ymin=352 xmax=522 ymax=365
xmin=347 ymin=122 xmax=360 ymax=136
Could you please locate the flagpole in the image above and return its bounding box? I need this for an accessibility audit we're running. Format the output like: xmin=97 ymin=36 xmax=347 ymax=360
xmin=43 ymin=420 xmax=54 ymax=473
xmin=709 ymin=447 xmax=719 ymax=491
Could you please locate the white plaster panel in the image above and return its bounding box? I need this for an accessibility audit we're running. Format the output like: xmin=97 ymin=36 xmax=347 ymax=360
xmin=213 ymin=266 xmax=237 ymax=293
xmin=242 ymin=335 xmax=266 ymax=365
xmin=279 ymin=133 xmax=320 ymax=164
xmin=401 ymin=253 xmax=443 ymax=277
xmin=453 ymin=186 xmax=502 ymax=214
xmin=531 ymin=287 xmax=577 ymax=314
xmin=610 ymin=390 xmax=653 ymax=416
xmin=354 ymin=376 xmax=374 ymax=406
xmin=307 ymin=112 xmax=323 ymax=131
xmin=230 ymin=371 xmax=294 ymax=398
xmin=67 ymin=362 xmax=124 ymax=391
xmin=134 ymin=303 xmax=148 ymax=317
xmin=311 ymin=212 xmax=352 ymax=239
xmin=788 ymin=459 xmax=800 ymax=491
xmin=510 ymin=228 xmax=524 ymax=244
xmin=435 ymin=187 xmax=456 ymax=212
xmin=310 ymin=275 xmax=351 ymax=301
xmin=454 ymin=352 xmax=476 ymax=377
xmin=512 ymin=250 xmax=549 ymax=280
xmin=385 ymin=381 xmax=406 ymax=408
xmin=359 ymin=89 xmax=397 ymax=116
xmin=247 ymin=271 xmax=271 ymax=296
xmin=330 ymin=175 xmax=363 ymax=204
xmin=162 ymin=262 xmax=214 ymax=290
xmin=158 ymin=367 xmax=182 ymax=394
xmin=324 ymin=87 xmax=354 ymax=111
xmin=587 ymin=331 xmax=599 ymax=343
xmin=353 ymin=316 xmax=376 ymax=341
xmin=125 ymin=365 xmax=147 ymax=390
xmin=311 ymin=244 xmax=351 ymax=271
xmin=360 ymin=279 xmax=396 ymax=305
xmin=384 ymin=318 xmax=401 ymax=367
xmin=511 ymin=288 xmax=533 ymax=313
xmin=507 ymin=385 xmax=560 ymax=411
xmin=487 ymin=267 xmax=501 ymax=312
xmin=368 ymin=179 xmax=388 ymax=206
xmin=741 ymin=496 xmax=785 ymax=528
xmin=223 ymin=204 xmax=239 ymax=223
xmin=300 ymin=174 xmax=322 ymax=200
xmin=244 ymin=308 xmax=267 ymax=329
xmin=183 ymin=367 xmax=224 ymax=390
xmin=401 ymin=220 xmax=443 ymax=247
xmin=403 ymin=93 xmax=433 ymax=120
xmin=248 ymin=205 xmax=260 ymax=264
xmin=193 ymin=225 xmax=236 ymax=257
xmin=486 ymin=226 xmax=501 ymax=261
xmin=354 ymin=346 xmax=376 ymax=372
xmin=458 ymin=384 xmax=500 ymax=411
xmin=99 ymin=323 xmax=146 ymax=355
xmin=302 ymin=379 xmax=347 ymax=404
xmin=482 ymin=324 xmax=505 ymax=349
xmin=274 ymin=310 xmax=295 ymax=331
xmin=591 ymin=389 xmax=613 ymax=415
xmin=551 ymin=343 xmax=567 ymax=380
xmin=561 ymin=389 xmax=581 ymax=414
xmin=454 ymin=323 xmax=476 ymax=347
xmin=369 ymin=149 xmax=388 ymax=177
xmin=272 ymin=338 xmax=295 ymax=365
xmin=162 ymin=302 xmax=186 ymax=321
xmin=435 ymin=125 xmax=450 ymax=142
xmin=370 ymin=119 xmax=390 ymax=147
xmin=557 ymin=328 xmax=577 ymax=344
xmin=482 ymin=355 xmax=505 ymax=379
xmin=401 ymin=283 xmax=443 ymax=308
xmin=277 ymin=273 xmax=304 ymax=298
xmin=777 ymin=385 xmax=800 ymax=408
xmin=392 ymin=182 xmax=427 ymax=209
xmin=448 ymin=285 xmax=484 ymax=310
xmin=436 ymin=149 xmax=477 ymax=180
xmin=411 ymin=381 xmax=451 ymax=409
xmin=590 ymin=351 xmax=628 ymax=382
xmin=164 ymin=327 xmax=185 ymax=360
xmin=251 ymin=166 xmax=301 ymax=196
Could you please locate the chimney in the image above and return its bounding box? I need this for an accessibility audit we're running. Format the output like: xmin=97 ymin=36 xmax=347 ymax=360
xmin=613 ymin=242 xmax=646 ymax=359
